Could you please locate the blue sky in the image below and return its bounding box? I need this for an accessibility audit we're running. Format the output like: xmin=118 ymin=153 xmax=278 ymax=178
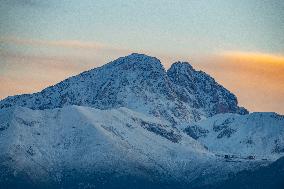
xmin=0 ymin=0 xmax=284 ymax=113
xmin=1 ymin=0 xmax=283 ymax=56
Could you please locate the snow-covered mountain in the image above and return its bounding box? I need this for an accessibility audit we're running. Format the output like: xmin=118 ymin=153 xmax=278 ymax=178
xmin=0 ymin=53 xmax=247 ymax=124
xmin=0 ymin=53 xmax=283 ymax=188
xmin=183 ymin=112 xmax=284 ymax=159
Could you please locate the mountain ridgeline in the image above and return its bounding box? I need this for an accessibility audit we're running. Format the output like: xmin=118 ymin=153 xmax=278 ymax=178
xmin=0 ymin=53 xmax=247 ymax=124
xmin=0 ymin=53 xmax=283 ymax=189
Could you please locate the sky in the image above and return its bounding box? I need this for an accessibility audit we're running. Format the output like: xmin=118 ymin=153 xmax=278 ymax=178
xmin=0 ymin=0 xmax=284 ymax=114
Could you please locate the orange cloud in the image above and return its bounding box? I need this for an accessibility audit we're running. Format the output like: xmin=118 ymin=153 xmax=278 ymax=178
xmin=221 ymin=51 xmax=284 ymax=65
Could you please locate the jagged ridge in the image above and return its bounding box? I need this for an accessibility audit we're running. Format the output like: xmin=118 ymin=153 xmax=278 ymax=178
xmin=0 ymin=53 xmax=247 ymax=124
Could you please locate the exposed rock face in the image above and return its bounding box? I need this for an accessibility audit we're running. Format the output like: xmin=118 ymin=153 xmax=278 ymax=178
xmin=167 ymin=61 xmax=248 ymax=116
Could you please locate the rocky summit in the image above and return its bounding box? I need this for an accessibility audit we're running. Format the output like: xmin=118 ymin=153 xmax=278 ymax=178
xmin=0 ymin=53 xmax=247 ymax=124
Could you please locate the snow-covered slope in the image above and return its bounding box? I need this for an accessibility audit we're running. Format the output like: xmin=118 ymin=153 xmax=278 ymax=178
xmin=0 ymin=106 xmax=259 ymax=188
xmin=183 ymin=112 xmax=284 ymax=159
xmin=0 ymin=53 xmax=247 ymax=124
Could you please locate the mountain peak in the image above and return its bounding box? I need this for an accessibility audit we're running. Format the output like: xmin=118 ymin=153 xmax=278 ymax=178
xmin=128 ymin=52 xmax=154 ymax=58
xmin=0 ymin=53 xmax=247 ymax=123
xmin=119 ymin=53 xmax=157 ymax=61
xmin=169 ymin=61 xmax=194 ymax=71
xmin=108 ymin=53 xmax=163 ymax=71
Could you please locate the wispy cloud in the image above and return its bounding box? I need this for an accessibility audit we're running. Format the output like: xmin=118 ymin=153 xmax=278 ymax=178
xmin=2 ymin=0 xmax=51 ymax=8
xmin=0 ymin=36 xmax=128 ymax=53
xmin=220 ymin=51 xmax=284 ymax=65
